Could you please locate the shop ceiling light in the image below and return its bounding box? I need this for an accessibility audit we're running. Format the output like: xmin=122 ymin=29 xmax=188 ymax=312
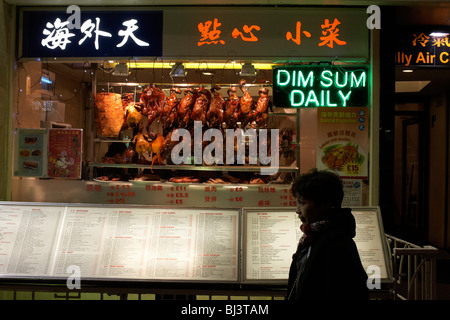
xmin=201 ymin=69 xmax=215 ymax=76
xmin=170 ymin=63 xmax=187 ymax=77
xmin=240 ymin=63 xmax=256 ymax=76
xmin=430 ymin=32 xmax=449 ymax=37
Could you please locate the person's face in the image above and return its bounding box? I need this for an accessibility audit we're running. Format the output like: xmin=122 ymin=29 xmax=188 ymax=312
xmin=295 ymin=197 xmax=330 ymax=224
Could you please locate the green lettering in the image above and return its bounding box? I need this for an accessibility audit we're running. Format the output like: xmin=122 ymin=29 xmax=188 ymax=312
xmin=320 ymin=70 xmax=333 ymax=87
xmin=290 ymin=90 xmax=304 ymax=107
xmin=305 ymin=90 xmax=319 ymax=107
xmin=335 ymin=71 xmax=348 ymax=88
xmin=298 ymin=71 xmax=314 ymax=87
xmin=351 ymin=71 xmax=366 ymax=88
xmin=277 ymin=70 xmax=290 ymax=86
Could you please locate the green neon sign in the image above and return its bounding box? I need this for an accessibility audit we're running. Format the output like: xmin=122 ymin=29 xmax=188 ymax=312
xmin=272 ymin=65 xmax=368 ymax=108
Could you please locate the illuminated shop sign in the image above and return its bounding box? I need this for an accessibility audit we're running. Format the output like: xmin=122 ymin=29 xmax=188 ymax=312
xmin=395 ymin=29 xmax=450 ymax=67
xmin=20 ymin=10 xmax=163 ymax=58
xmin=272 ymin=65 xmax=368 ymax=108
xmin=163 ymin=8 xmax=368 ymax=60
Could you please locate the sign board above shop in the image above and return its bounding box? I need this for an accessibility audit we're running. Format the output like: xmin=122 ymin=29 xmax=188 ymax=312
xmin=19 ymin=7 xmax=368 ymax=60
xmin=272 ymin=65 xmax=369 ymax=108
xmin=395 ymin=28 xmax=450 ymax=67
xmin=20 ymin=10 xmax=163 ymax=58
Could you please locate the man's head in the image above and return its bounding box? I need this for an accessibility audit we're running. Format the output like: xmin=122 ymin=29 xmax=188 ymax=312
xmin=291 ymin=169 xmax=344 ymax=224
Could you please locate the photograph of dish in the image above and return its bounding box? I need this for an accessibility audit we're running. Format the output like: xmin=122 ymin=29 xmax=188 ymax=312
xmin=321 ymin=142 xmax=365 ymax=171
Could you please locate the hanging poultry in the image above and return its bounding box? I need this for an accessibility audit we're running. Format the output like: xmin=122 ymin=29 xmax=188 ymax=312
xmin=122 ymin=94 xmax=143 ymax=132
xmin=223 ymin=86 xmax=240 ymax=129
xmin=238 ymin=79 xmax=254 ymax=128
xmin=177 ymin=88 xmax=196 ymax=128
xmin=191 ymin=87 xmax=210 ymax=127
xmin=207 ymin=85 xmax=225 ymax=129
xmin=141 ymin=84 xmax=166 ymax=132
xmin=160 ymin=87 xmax=181 ymax=135
xmin=132 ymin=131 xmax=151 ymax=159
xmin=254 ymin=87 xmax=272 ymax=128
xmin=149 ymin=133 xmax=165 ymax=173
xmin=160 ymin=129 xmax=178 ymax=164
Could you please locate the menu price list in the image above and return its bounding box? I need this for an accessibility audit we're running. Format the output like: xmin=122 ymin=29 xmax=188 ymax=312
xmin=244 ymin=208 xmax=388 ymax=282
xmin=0 ymin=204 xmax=239 ymax=282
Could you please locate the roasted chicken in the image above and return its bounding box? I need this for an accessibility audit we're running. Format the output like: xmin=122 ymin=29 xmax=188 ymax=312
xmin=132 ymin=131 xmax=151 ymax=158
xmin=207 ymin=85 xmax=225 ymax=129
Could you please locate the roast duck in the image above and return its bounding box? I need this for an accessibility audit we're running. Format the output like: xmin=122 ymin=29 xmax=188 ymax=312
xmin=206 ymin=85 xmax=225 ymax=129
xmin=159 ymin=87 xmax=181 ymax=135
xmin=223 ymin=86 xmax=240 ymax=129
xmin=191 ymin=87 xmax=210 ymax=127
xmin=95 ymin=81 xmax=273 ymax=181
xmin=238 ymin=79 xmax=255 ymax=128
xmin=254 ymin=87 xmax=273 ymax=128
xmin=141 ymin=84 xmax=166 ymax=132
xmin=177 ymin=88 xmax=196 ymax=128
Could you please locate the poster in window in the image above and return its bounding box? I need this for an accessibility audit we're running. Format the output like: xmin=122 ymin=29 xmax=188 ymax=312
xmin=47 ymin=129 xmax=83 ymax=179
xmin=15 ymin=129 xmax=47 ymax=177
xmin=316 ymin=107 xmax=369 ymax=178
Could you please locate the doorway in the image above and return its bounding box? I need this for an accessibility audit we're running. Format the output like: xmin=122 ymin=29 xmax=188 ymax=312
xmin=393 ymin=102 xmax=427 ymax=244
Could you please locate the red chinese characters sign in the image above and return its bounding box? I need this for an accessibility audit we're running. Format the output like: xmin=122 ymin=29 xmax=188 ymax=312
xmin=164 ymin=8 xmax=368 ymax=60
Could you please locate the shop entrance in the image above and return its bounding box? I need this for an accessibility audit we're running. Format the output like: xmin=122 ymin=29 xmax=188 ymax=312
xmin=393 ymin=103 xmax=427 ymax=244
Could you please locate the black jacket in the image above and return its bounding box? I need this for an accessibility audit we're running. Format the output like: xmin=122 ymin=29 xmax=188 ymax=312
xmin=286 ymin=208 xmax=369 ymax=300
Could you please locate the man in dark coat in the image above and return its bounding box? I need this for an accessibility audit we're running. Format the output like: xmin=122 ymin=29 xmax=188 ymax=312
xmin=287 ymin=169 xmax=369 ymax=300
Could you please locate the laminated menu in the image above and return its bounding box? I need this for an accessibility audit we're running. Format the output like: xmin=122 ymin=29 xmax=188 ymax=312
xmin=0 ymin=204 xmax=239 ymax=282
xmin=243 ymin=207 xmax=389 ymax=283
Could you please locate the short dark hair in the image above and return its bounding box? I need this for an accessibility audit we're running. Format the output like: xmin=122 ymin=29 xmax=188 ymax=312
xmin=291 ymin=168 xmax=344 ymax=207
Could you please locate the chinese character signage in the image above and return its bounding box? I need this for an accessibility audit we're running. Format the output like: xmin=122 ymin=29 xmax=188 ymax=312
xmin=316 ymin=107 xmax=369 ymax=178
xmin=395 ymin=29 xmax=450 ymax=66
xmin=163 ymin=8 xmax=368 ymax=59
xmin=273 ymin=65 xmax=368 ymax=108
xmin=20 ymin=7 xmax=367 ymax=59
xmin=20 ymin=10 xmax=163 ymax=58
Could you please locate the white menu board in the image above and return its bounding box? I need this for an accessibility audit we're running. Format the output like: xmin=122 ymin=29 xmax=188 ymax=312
xmin=0 ymin=203 xmax=239 ymax=282
xmin=244 ymin=209 xmax=301 ymax=281
xmin=243 ymin=207 xmax=390 ymax=283
xmin=0 ymin=204 xmax=64 ymax=276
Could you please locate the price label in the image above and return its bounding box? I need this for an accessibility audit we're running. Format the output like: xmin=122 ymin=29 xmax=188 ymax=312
xmin=343 ymin=162 xmax=361 ymax=176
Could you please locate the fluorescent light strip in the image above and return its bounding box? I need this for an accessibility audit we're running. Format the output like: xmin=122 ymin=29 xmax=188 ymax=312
xmin=127 ymin=62 xmax=273 ymax=70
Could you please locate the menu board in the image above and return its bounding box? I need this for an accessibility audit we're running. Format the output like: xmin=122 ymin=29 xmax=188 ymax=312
xmin=0 ymin=203 xmax=239 ymax=282
xmin=244 ymin=209 xmax=302 ymax=281
xmin=243 ymin=207 xmax=390 ymax=283
xmin=0 ymin=204 xmax=64 ymax=275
